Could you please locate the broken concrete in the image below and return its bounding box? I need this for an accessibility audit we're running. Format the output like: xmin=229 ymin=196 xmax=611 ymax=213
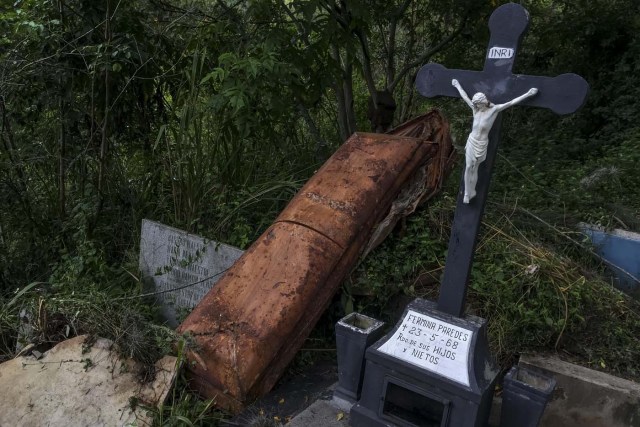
xmin=0 ymin=335 xmax=179 ymax=427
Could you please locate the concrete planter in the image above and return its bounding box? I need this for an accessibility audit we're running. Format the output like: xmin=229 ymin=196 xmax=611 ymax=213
xmin=500 ymin=365 xmax=556 ymax=427
xmin=334 ymin=313 xmax=385 ymax=403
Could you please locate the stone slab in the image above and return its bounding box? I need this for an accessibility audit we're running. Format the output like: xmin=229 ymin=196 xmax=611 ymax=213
xmin=287 ymin=399 xmax=350 ymax=427
xmin=519 ymin=354 xmax=640 ymax=427
xmin=227 ymin=360 xmax=339 ymax=426
xmin=287 ymin=392 xmax=501 ymax=427
xmin=139 ymin=219 xmax=244 ymax=326
xmin=0 ymin=335 xmax=178 ymax=427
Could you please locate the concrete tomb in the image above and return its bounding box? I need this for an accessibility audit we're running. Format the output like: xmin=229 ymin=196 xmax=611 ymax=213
xmin=351 ymin=299 xmax=496 ymax=426
xmin=581 ymin=224 xmax=640 ymax=298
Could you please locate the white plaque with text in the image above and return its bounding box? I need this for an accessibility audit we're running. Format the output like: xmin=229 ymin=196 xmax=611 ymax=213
xmin=139 ymin=219 xmax=244 ymax=326
xmin=377 ymin=310 xmax=474 ymax=386
xmin=487 ymin=46 xmax=514 ymax=59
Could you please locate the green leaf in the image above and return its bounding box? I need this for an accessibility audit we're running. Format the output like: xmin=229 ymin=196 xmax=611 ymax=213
xmin=8 ymin=282 xmax=43 ymax=308
xmin=172 ymin=415 xmax=194 ymax=426
xmin=154 ymin=125 xmax=167 ymax=151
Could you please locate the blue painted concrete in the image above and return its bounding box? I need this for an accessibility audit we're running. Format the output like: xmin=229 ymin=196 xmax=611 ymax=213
xmin=582 ymin=225 xmax=640 ymax=297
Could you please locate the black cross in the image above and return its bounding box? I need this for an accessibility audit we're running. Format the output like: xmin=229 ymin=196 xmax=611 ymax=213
xmin=415 ymin=3 xmax=589 ymax=318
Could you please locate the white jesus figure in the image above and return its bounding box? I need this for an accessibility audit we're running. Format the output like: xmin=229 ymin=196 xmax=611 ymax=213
xmin=452 ymin=79 xmax=538 ymax=203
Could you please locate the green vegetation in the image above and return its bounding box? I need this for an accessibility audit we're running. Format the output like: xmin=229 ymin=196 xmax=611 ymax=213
xmin=353 ymin=196 xmax=640 ymax=380
xmin=1 ymin=0 xmax=639 ymax=424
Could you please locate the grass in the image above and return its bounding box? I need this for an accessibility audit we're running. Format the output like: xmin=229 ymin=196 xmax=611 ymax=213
xmin=149 ymin=377 xmax=222 ymax=426
xmin=0 ymin=276 xmax=231 ymax=425
xmin=352 ymin=191 xmax=640 ymax=381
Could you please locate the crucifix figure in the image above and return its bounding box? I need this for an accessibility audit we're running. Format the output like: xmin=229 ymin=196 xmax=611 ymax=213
xmin=452 ymin=79 xmax=538 ymax=203
xmin=415 ymin=3 xmax=589 ymax=317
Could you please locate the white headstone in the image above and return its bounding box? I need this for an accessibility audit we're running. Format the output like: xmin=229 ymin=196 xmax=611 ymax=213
xmin=139 ymin=219 xmax=244 ymax=326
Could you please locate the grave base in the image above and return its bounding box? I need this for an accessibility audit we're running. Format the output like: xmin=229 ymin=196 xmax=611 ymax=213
xmin=350 ymin=299 xmax=497 ymax=427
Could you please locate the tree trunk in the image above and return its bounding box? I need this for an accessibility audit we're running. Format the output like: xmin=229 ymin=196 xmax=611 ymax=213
xmin=331 ymin=44 xmax=356 ymax=141
xmin=57 ymin=0 xmax=67 ymax=219
xmin=94 ymin=0 xmax=112 ymax=233
xmin=58 ymin=93 xmax=66 ymax=219
xmin=0 ymin=97 xmax=34 ymax=223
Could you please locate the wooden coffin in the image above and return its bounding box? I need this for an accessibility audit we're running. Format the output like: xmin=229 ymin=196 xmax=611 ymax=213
xmin=177 ymin=111 xmax=452 ymax=412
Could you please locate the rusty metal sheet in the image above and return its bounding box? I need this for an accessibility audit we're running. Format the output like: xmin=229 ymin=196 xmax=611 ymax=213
xmin=177 ymin=222 xmax=344 ymax=411
xmin=277 ymin=132 xmax=437 ymax=249
xmin=178 ymin=111 xmax=450 ymax=413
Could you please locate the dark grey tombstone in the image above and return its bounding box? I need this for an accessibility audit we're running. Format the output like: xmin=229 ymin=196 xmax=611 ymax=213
xmin=350 ymin=299 xmax=495 ymax=427
xmin=350 ymin=3 xmax=588 ymax=426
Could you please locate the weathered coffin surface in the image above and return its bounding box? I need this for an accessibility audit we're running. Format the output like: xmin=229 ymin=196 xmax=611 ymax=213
xmin=177 ymin=110 xmax=452 ymax=412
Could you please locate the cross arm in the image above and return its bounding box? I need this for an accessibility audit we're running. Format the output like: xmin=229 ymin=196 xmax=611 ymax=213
xmin=416 ymin=63 xmax=589 ymax=115
xmin=416 ymin=63 xmax=478 ymax=101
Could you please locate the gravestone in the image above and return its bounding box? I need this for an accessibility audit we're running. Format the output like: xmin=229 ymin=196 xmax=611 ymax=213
xmin=351 ymin=299 xmax=495 ymax=427
xmin=139 ymin=219 xmax=244 ymax=326
xmin=350 ymin=3 xmax=588 ymax=426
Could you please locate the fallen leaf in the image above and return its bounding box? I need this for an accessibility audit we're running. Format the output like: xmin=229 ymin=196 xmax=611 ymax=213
xmin=337 ymin=412 xmax=345 ymax=421
xmin=525 ymin=264 xmax=539 ymax=275
xmin=278 ymin=398 xmax=285 ymax=404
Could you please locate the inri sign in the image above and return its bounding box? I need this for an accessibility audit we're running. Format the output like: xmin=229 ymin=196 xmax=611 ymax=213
xmin=487 ymin=46 xmax=514 ymax=59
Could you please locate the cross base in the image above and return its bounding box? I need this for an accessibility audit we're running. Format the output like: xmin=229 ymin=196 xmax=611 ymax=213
xmin=350 ymin=299 xmax=498 ymax=427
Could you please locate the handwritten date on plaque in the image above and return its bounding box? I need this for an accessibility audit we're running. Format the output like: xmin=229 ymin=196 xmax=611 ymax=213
xmin=378 ymin=310 xmax=473 ymax=386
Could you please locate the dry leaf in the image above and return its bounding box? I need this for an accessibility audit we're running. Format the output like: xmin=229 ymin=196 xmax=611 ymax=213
xmin=525 ymin=264 xmax=539 ymax=275
xmin=337 ymin=412 xmax=345 ymax=421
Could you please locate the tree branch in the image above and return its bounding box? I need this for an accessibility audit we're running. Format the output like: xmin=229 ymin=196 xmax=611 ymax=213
xmin=386 ymin=0 xmax=413 ymax=86
xmin=354 ymin=28 xmax=379 ymax=105
xmin=331 ymin=44 xmax=350 ymax=141
xmin=297 ymin=104 xmax=328 ymax=162
xmin=389 ymin=17 xmax=467 ymax=92
xmin=319 ymin=0 xmax=349 ymax=30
